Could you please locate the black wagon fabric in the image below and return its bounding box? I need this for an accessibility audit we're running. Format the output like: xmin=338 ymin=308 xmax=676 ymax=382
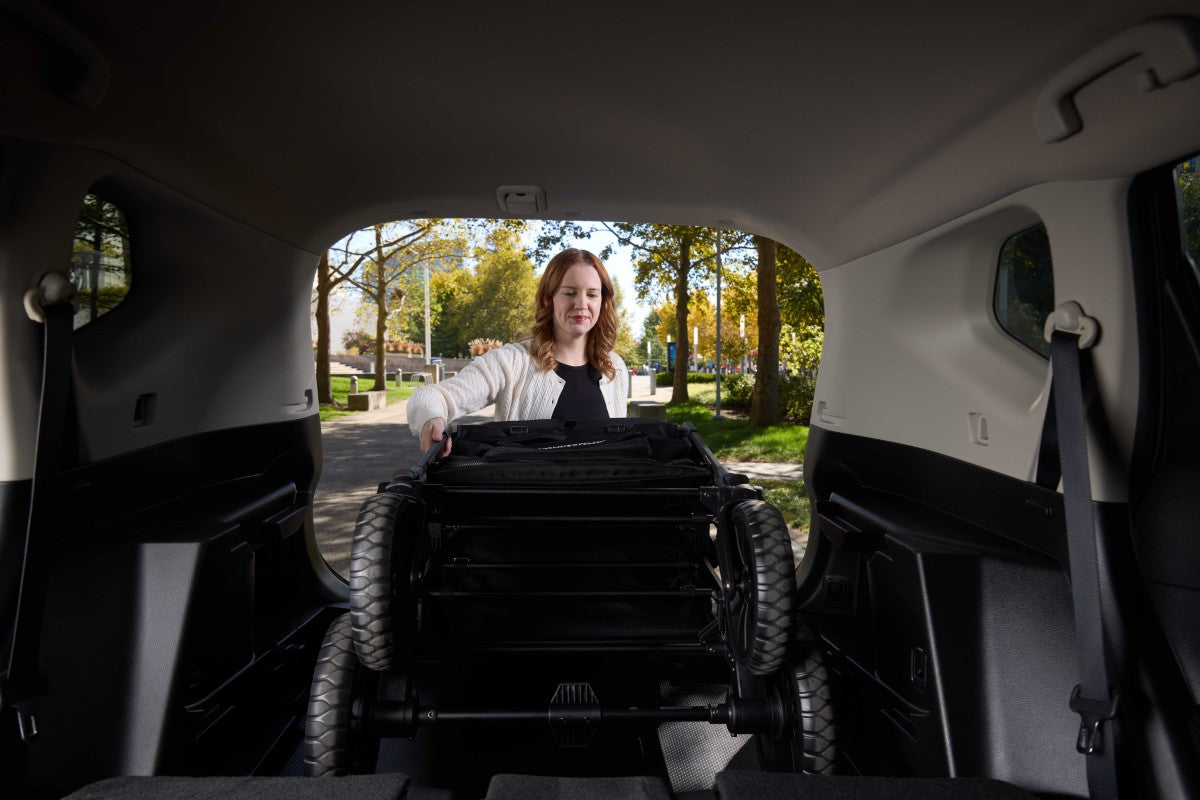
xmin=431 ymin=420 xmax=708 ymax=485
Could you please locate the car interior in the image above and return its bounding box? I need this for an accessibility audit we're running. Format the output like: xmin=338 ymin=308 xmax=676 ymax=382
xmin=2 ymin=1 xmax=1200 ymax=799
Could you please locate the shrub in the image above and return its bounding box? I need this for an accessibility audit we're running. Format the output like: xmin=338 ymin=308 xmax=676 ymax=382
xmin=656 ymin=371 xmax=718 ymax=387
xmin=384 ymin=339 xmax=424 ymax=355
xmin=469 ymin=338 xmax=504 ymax=356
xmin=341 ymin=329 xmax=375 ymax=355
xmin=780 ymin=372 xmax=818 ymax=423
xmin=722 ymin=374 xmax=753 ymax=410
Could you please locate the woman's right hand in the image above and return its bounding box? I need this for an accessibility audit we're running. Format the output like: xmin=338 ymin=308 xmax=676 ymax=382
xmin=420 ymin=417 xmax=452 ymax=457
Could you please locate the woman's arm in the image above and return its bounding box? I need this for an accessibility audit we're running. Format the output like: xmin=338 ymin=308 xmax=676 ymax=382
xmin=406 ymin=344 xmax=526 ymax=437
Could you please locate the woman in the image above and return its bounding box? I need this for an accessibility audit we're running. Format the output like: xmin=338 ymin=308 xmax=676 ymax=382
xmin=407 ymin=248 xmax=629 ymax=454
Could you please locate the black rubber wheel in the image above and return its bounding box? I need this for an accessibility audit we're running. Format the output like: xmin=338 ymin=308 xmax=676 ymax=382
xmin=757 ymin=617 xmax=838 ymax=773
xmin=727 ymin=499 xmax=796 ymax=676
xmin=349 ymin=490 xmax=417 ymax=670
xmin=303 ymin=614 xmax=378 ymax=776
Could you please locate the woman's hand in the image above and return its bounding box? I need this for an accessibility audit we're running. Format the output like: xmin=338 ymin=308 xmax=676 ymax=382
xmin=420 ymin=417 xmax=452 ymax=457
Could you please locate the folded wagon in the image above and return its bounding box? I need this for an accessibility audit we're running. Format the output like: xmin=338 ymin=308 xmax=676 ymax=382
xmin=302 ymin=419 xmax=829 ymax=791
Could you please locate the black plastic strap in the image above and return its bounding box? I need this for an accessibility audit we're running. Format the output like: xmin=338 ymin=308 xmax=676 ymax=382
xmin=2 ymin=301 xmax=74 ymax=724
xmin=1050 ymin=329 xmax=1120 ymax=799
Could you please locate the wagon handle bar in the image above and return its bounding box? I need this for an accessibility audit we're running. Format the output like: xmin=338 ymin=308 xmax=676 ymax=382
xmin=409 ymin=433 xmax=451 ymax=480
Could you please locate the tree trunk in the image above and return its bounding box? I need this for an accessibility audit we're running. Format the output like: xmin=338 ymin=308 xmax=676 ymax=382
xmin=373 ymin=270 xmax=388 ymax=391
xmin=373 ymin=226 xmax=388 ymax=390
xmin=315 ymin=252 xmax=334 ymax=405
xmin=750 ymin=236 xmax=781 ymax=426
xmin=671 ymin=237 xmax=692 ymax=404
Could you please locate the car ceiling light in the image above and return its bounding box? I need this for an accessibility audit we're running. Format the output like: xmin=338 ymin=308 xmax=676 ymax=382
xmin=496 ymin=186 xmax=547 ymax=216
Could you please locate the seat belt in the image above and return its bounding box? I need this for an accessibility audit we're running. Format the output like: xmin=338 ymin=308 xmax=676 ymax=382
xmin=1 ymin=272 xmax=77 ymax=743
xmin=1043 ymin=301 xmax=1121 ymax=800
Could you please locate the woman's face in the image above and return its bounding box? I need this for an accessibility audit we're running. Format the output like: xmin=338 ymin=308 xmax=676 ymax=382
xmin=551 ymin=262 xmax=603 ymax=341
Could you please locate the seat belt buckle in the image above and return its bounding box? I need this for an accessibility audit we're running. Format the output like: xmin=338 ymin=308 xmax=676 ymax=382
xmin=1069 ymin=684 xmax=1119 ymax=754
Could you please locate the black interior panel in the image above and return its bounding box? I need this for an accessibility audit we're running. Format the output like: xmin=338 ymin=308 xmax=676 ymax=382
xmin=12 ymin=417 xmax=334 ymax=796
xmin=803 ymin=427 xmax=1083 ymax=797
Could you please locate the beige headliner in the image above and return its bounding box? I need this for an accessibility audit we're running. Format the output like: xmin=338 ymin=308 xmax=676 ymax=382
xmin=5 ymin=0 xmax=1200 ymax=266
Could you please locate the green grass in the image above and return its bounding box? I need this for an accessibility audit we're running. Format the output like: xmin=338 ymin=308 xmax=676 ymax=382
xmin=318 ymin=376 xmax=420 ymax=422
xmin=665 ymin=401 xmax=808 ymax=463
xmin=757 ymin=479 xmax=812 ymax=533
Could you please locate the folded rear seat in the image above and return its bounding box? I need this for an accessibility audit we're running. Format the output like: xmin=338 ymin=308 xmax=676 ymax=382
xmin=713 ymin=771 xmax=1037 ymax=800
xmin=478 ymin=772 xmax=1037 ymax=800
xmin=61 ymin=773 xmax=423 ymax=800
xmin=61 ymin=770 xmax=1041 ymax=800
xmin=484 ymin=775 xmax=672 ymax=800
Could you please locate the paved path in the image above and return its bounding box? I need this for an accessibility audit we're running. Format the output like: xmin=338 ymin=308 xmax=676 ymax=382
xmin=312 ymin=375 xmax=804 ymax=575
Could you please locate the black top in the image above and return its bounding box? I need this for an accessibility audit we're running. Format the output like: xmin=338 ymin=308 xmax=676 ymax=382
xmin=552 ymin=362 xmax=608 ymax=421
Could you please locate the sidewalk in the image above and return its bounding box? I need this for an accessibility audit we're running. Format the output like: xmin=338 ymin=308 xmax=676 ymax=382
xmin=312 ymin=374 xmax=803 ymax=575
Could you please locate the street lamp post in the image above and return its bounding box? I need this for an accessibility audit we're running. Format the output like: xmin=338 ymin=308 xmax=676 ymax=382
xmin=714 ymin=228 xmax=723 ymax=419
xmin=423 ymin=261 xmax=431 ymax=366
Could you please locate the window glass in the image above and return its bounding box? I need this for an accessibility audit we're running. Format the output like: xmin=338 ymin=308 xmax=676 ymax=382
xmin=994 ymin=223 xmax=1053 ymax=358
xmin=1173 ymin=156 xmax=1200 ymax=276
xmin=69 ymin=193 xmax=131 ymax=329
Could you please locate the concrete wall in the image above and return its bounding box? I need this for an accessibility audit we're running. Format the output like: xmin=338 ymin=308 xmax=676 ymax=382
xmin=324 ymin=354 xmax=475 ymax=374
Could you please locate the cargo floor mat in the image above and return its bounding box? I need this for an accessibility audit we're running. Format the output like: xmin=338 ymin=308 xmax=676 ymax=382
xmin=657 ymin=683 xmax=755 ymax=792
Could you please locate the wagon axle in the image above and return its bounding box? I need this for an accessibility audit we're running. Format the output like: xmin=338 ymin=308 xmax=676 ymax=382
xmin=364 ymin=681 xmax=787 ymax=746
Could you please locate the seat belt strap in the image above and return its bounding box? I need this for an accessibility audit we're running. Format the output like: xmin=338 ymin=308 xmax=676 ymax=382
xmin=2 ymin=274 xmax=76 ymax=740
xmin=1046 ymin=300 xmax=1120 ymax=800
xmin=1035 ymin=383 xmax=1060 ymax=488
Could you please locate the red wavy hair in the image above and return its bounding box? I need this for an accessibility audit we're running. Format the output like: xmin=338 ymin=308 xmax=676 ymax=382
xmin=530 ymin=248 xmax=617 ymax=379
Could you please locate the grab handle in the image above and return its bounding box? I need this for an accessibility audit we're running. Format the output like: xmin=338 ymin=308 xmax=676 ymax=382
xmin=1034 ymin=16 xmax=1200 ymax=143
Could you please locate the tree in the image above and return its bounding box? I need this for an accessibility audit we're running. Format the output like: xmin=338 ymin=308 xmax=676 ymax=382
xmin=462 ymin=228 xmax=539 ymax=344
xmin=384 ymin=221 xmax=537 ymax=358
xmin=777 ymin=245 xmax=824 ymax=331
xmin=393 ymin=259 xmax=468 ymax=355
xmin=692 ymin=268 xmax=757 ymax=370
xmin=601 ymin=224 xmax=751 ymax=402
xmin=750 ymin=236 xmax=782 ymax=425
xmin=640 ymin=310 xmax=668 ymax=366
xmin=70 ymin=193 xmax=131 ymax=327
xmin=612 ymin=278 xmax=641 ymax=368
xmin=400 ymin=227 xmax=539 ymax=356
xmin=313 ymin=250 xmax=359 ymax=405
xmin=339 ymin=220 xmax=465 ymax=390
xmin=781 ymin=324 xmax=824 ymax=371
xmin=1177 ymin=158 xmax=1200 ymax=261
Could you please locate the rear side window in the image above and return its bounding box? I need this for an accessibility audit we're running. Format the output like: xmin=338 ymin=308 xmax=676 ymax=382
xmin=1173 ymin=156 xmax=1200 ymax=274
xmin=993 ymin=223 xmax=1053 ymax=358
xmin=70 ymin=192 xmax=131 ymax=330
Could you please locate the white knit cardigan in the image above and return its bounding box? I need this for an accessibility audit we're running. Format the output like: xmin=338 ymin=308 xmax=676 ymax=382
xmin=406 ymin=341 xmax=629 ymax=437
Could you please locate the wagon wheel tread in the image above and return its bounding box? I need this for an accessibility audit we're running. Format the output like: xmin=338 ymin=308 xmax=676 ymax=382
xmin=303 ymin=615 xmax=358 ymax=776
xmin=790 ymin=617 xmax=837 ymax=772
xmin=349 ymin=491 xmax=414 ymax=670
xmin=731 ymin=499 xmax=796 ymax=676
